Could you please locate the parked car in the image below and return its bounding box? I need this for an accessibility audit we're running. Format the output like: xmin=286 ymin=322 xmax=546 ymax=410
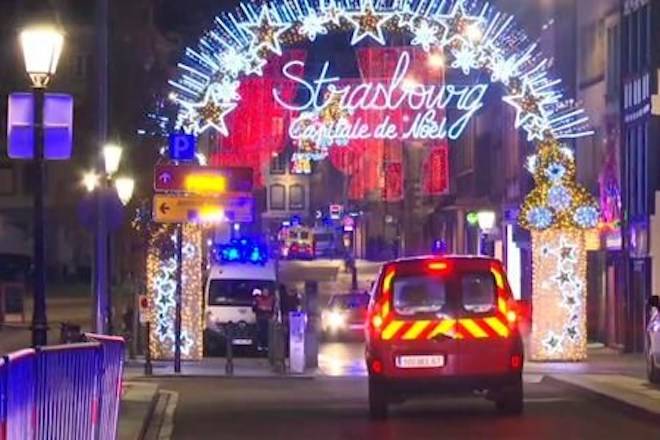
xmin=365 ymin=256 xmax=523 ymax=419
xmin=646 ymin=295 xmax=660 ymax=383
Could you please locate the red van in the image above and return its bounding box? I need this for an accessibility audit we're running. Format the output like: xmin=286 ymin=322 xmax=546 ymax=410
xmin=365 ymin=256 xmax=524 ymax=419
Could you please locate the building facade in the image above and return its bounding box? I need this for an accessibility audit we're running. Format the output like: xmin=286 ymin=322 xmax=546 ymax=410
xmin=620 ymin=0 xmax=659 ymax=352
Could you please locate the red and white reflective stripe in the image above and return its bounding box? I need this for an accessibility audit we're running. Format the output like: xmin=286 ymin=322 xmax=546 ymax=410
xmin=380 ymin=315 xmax=510 ymax=341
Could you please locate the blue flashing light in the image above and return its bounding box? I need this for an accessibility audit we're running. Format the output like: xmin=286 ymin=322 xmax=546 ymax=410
xmin=213 ymin=238 xmax=268 ymax=265
xmin=432 ymin=239 xmax=448 ymax=255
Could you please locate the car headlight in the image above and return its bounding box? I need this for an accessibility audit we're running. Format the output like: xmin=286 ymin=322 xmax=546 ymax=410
xmin=326 ymin=310 xmax=346 ymax=328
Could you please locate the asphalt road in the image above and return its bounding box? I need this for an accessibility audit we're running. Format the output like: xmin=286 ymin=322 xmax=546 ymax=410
xmin=156 ymin=374 xmax=660 ymax=440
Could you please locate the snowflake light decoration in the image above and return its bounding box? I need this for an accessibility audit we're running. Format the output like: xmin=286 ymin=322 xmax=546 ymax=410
xmin=574 ymin=206 xmax=599 ymax=229
xmin=527 ymin=207 xmax=553 ymax=230
xmin=451 ymin=44 xmax=479 ymax=75
xmin=411 ymin=19 xmax=442 ymax=52
xmin=545 ymin=162 xmax=566 ymax=183
xmin=299 ymin=13 xmax=328 ymax=41
xmin=547 ymin=185 xmax=572 ymax=211
xmin=210 ymin=79 xmax=241 ymax=104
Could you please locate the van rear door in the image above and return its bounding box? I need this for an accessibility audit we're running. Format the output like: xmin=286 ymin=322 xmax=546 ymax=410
xmin=456 ymin=266 xmax=518 ymax=376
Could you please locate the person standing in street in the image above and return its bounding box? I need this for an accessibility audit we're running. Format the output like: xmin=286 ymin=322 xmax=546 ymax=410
xmin=253 ymin=288 xmax=275 ymax=352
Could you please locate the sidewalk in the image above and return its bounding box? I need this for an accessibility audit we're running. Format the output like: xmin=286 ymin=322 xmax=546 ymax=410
xmin=118 ymin=382 xmax=160 ymax=440
xmin=527 ymin=346 xmax=660 ymax=418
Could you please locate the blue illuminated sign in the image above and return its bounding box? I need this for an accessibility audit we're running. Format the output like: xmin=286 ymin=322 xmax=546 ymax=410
xmin=168 ymin=133 xmax=196 ymax=161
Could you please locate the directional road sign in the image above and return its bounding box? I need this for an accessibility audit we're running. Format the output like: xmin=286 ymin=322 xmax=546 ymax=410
xmin=168 ymin=133 xmax=196 ymax=161
xmin=153 ymin=194 xmax=254 ymax=223
xmin=154 ymin=165 xmax=253 ymax=194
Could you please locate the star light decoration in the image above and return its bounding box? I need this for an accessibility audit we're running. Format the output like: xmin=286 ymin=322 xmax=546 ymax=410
xmin=178 ymin=87 xmax=237 ymax=136
xmin=170 ymin=0 xmax=597 ymax=143
xmin=345 ymin=0 xmax=391 ymax=45
xmin=241 ymin=6 xmax=289 ymax=56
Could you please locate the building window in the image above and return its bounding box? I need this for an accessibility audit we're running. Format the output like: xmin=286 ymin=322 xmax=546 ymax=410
xmin=579 ymin=21 xmax=605 ymax=87
xmin=270 ymin=152 xmax=287 ymax=174
xmin=639 ymin=4 xmax=649 ymax=68
xmin=74 ymin=54 xmax=90 ymax=79
xmin=289 ymin=184 xmax=305 ymax=210
xmin=270 ymin=184 xmax=285 ymax=210
xmin=0 ymin=166 xmax=15 ymax=196
xmin=606 ymin=23 xmax=620 ymax=101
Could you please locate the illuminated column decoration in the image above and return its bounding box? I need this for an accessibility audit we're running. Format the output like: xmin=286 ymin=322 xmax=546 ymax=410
xmin=181 ymin=224 xmax=204 ymax=360
xmin=147 ymin=224 xmax=204 ymax=360
xmin=530 ymin=229 xmax=587 ymax=361
xmin=519 ymin=138 xmax=599 ymax=361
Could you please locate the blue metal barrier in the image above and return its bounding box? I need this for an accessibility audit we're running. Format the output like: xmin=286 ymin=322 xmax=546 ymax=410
xmin=3 ymin=349 xmax=37 ymax=440
xmin=85 ymin=334 xmax=125 ymax=440
xmin=35 ymin=343 xmax=102 ymax=440
xmin=0 ymin=336 xmax=125 ymax=440
xmin=0 ymin=357 xmax=6 ymax=440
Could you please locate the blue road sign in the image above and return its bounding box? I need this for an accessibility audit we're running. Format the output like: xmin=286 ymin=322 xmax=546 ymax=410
xmin=7 ymin=93 xmax=74 ymax=160
xmin=168 ymin=133 xmax=196 ymax=161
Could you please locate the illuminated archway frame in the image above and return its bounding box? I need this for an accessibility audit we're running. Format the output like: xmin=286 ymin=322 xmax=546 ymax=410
xmin=170 ymin=0 xmax=595 ymax=143
xmin=168 ymin=0 xmax=601 ymax=361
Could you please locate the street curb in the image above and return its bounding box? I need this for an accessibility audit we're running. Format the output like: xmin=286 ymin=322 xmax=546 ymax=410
xmin=118 ymin=382 xmax=160 ymax=440
xmin=544 ymin=375 xmax=660 ymax=423
xmin=128 ymin=374 xmax=317 ymax=380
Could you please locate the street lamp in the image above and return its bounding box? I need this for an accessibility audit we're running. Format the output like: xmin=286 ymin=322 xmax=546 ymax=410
xmin=86 ymin=143 xmax=133 ymax=335
xmin=82 ymin=171 xmax=100 ymax=193
xmin=20 ymin=24 xmax=64 ymax=347
xmin=103 ymin=144 xmax=123 ymax=177
xmin=114 ymin=176 xmax=135 ymax=206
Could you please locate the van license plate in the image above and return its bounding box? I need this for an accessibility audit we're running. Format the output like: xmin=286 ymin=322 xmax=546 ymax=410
xmin=396 ymin=355 xmax=445 ymax=369
xmin=233 ymin=339 xmax=252 ymax=346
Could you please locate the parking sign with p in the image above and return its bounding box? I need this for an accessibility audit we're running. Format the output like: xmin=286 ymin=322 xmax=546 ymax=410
xmin=168 ymin=133 xmax=196 ymax=161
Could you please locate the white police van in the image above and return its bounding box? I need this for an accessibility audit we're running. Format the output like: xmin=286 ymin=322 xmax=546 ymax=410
xmin=204 ymin=241 xmax=277 ymax=355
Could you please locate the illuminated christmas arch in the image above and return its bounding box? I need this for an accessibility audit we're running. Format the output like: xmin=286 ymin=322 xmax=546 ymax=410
xmin=165 ymin=0 xmax=600 ymax=360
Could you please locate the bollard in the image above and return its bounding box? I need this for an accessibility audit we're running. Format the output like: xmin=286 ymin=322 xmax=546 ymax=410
xmin=225 ymin=322 xmax=234 ymax=376
xmin=269 ymin=320 xmax=285 ymax=374
xmin=144 ymin=322 xmax=153 ymax=376
xmin=304 ymin=281 xmax=320 ymax=369
xmin=289 ymin=312 xmax=306 ymax=374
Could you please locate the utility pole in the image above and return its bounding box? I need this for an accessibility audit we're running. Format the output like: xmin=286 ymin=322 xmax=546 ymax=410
xmin=94 ymin=0 xmax=110 ymax=334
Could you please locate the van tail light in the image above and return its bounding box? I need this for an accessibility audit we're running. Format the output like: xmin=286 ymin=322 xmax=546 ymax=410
xmin=510 ymin=354 xmax=523 ymax=370
xmin=367 ymin=268 xmax=395 ymax=339
xmin=370 ymin=359 xmax=384 ymax=375
xmin=427 ymin=261 xmax=449 ymax=272
xmin=506 ymin=310 xmax=517 ymax=324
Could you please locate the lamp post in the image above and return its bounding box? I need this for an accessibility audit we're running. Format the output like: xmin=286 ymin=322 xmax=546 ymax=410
xmin=20 ymin=25 xmax=64 ymax=347
xmin=476 ymin=210 xmax=496 ymax=256
xmin=84 ymin=144 xmax=134 ymax=335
